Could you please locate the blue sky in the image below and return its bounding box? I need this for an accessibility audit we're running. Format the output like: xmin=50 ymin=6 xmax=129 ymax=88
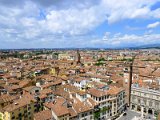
xmin=0 ymin=0 xmax=160 ymax=48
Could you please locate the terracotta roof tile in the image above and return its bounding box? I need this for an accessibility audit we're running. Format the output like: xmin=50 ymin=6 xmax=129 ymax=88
xmin=34 ymin=110 xmax=53 ymax=120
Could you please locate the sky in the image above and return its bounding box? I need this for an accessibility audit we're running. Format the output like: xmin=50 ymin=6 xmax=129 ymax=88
xmin=0 ymin=0 xmax=160 ymax=49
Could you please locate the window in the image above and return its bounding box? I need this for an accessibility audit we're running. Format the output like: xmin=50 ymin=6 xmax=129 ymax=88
xmin=149 ymin=101 xmax=152 ymax=106
xmin=143 ymin=99 xmax=146 ymax=105
xmin=102 ymin=111 xmax=106 ymax=115
xmin=28 ymin=112 xmax=31 ymax=115
xmin=138 ymin=93 xmax=141 ymax=96
xmin=83 ymin=95 xmax=86 ymax=99
xmin=34 ymin=104 xmax=37 ymax=107
xmin=18 ymin=113 xmax=22 ymax=117
xmin=12 ymin=116 xmax=15 ymax=119
xmin=34 ymin=109 xmax=37 ymax=112
xmin=132 ymin=96 xmax=136 ymax=102
xmin=28 ymin=106 xmax=31 ymax=110
xmin=35 ymin=90 xmax=39 ymax=93
xmin=105 ymin=96 xmax=106 ymax=99
xmin=155 ymin=102 xmax=159 ymax=108
xmin=90 ymin=111 xmax=92 ymax=115
xmin=102 ymin=96 xmax=104 ymax=100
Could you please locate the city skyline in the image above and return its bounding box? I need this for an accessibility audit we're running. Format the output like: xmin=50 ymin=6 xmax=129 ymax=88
xmin=0 ymin=0 xmax=160 ymax=48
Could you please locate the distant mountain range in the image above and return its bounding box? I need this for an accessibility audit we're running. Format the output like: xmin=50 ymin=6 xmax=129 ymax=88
xmin=0 ymin=44 xmax=160 ymax=51
xmin=132 ymin=43 xmax=160 ymax=49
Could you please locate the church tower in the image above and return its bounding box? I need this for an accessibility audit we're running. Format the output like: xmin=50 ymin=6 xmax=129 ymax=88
xmin=76 ymin=50 xmax=81 ymax=65
xmin=123 ymin=64 xmax=133 ymax=107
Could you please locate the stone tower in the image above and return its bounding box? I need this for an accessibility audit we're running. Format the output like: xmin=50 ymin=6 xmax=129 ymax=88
xmin=76 ymin=50 xmax=81 ymax=65
xmin=123 ymin=64 xmax=133 ymax=107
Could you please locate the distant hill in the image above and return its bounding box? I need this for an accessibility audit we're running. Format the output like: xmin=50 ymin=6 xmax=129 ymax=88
xmin=0 ymin=44 xmax=160 ymax=51
xmin=134 ymin=44 xmax=160 ymax=49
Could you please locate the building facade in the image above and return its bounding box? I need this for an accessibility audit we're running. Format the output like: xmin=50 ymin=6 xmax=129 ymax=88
xmin=131 ymin=84 xmax=160 ymax=118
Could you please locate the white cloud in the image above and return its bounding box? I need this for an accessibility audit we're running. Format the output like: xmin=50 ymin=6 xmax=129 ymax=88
xmin=44 ymin=7 xmax=104 ymax=35
xmin=0 ymin=0 xmax=160 ymax=48
xmin=101 ymin=0 xmax=158 ymax=23
xmin=102 ymin=32 xmax=110 ymax=41
xmin=147 ymin=21 xmax=160 ymax=29
xmin=91 ymin=33 xmax=160 ymax=48
xmin=151 ymin=8 xmax=160 ymax=18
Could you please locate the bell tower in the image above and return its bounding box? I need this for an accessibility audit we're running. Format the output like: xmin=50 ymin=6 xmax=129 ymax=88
xmin=76 ymin=50 xmax=81 ymax=65
xmin=123 ymin=64 xmax=133 ymax=107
